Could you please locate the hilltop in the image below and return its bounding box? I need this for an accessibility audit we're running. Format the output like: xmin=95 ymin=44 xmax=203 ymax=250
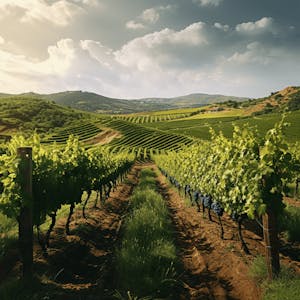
xmin=0 ymin=91 xmax=247 ymax=114
xmin=239 ymin=86 xmax=300 ymax=115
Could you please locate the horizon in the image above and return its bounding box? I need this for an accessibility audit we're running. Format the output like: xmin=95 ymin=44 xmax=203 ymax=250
xmin=0 ymin=0 xmax=299 ymax=99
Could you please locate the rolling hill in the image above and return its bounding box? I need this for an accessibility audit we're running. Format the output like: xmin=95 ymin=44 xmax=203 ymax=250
xmin=0 ymin=91 xmax=247 ymax=114
xmin=0 ymin=96 xmax=96 ymax=137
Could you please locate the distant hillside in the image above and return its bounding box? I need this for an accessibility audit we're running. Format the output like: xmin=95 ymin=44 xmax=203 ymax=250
xmin=0 ymin=91 xmax=248 ymax=114
xmin=0 ymin=96 xmax=94 ymax=136
xmin=139 ymin=93 xmax=247 ymax=107
xmin=239 ymin=86 xmax=300 ymax=115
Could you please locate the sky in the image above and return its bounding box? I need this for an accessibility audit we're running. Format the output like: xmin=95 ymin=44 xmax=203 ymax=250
xmin=0 ymin=0 xmax=299 ymax=99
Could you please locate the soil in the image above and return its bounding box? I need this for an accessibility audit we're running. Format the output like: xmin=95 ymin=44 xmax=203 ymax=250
xmin=1 ymin=162 xmax=299 ymax=300
xmin=84 ymin=129 xmax=122 ymax=146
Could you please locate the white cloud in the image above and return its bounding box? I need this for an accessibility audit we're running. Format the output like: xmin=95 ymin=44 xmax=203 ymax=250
xmin=116 ymin=22 xmax=208 ymax=71
xmin=80 ymin=40 xmax=114 ymax=67
xmin=126 ymin=5 xmax=174 ymax=30
xmin=193 ymin=0 xmax=223 ymax=7
xmin=74 ymin=0 xmax=99 ymax=6
xmin=141 ymin=8 xmax=160 ymax=24
xmin=236 ymin=17 xmax=275 ymax=34
xmin=0 ymin=19 xmax=299 ymax=99
xmin=0 ymin=0 xmax=84 ymax=26
xmin=214 ymin=22 xmax=229 ymax=31
xmin=0 ymin=36 xmax=4 ymax=45
xmin=227 ymin=42 xmax=271 ymax=65
xmin=126 ymin=20 xmax=145 ymax=30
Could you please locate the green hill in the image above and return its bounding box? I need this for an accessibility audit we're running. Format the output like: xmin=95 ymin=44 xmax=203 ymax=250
xmin=0 ymin=91 xmax=248 ymax=114
xmin=0 ymin=96 xmax=95 ymax=137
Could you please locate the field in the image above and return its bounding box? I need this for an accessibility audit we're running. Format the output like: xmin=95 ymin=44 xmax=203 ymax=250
xmin=0 ymin=94 xmax=300 ymax=299
xmin=145 ymin=110 xmax=300 ymax=142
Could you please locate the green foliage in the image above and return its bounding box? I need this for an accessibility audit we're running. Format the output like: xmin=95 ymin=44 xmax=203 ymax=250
xmin=146 ymin=110 xmax=300 ymax=143
xmin=154 ymin=117 xmax=298 ymax=219
xmin=0 ymin=96 xmax=93 ymax=135
xmin=0 ymin=133 xmax=135 ymax=225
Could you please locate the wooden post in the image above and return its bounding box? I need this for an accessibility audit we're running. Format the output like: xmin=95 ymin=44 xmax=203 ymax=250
xmin=262 ymin=206 xmax=280 ymax=280
xmin=17 ymin=147 xmax=33 ymax=280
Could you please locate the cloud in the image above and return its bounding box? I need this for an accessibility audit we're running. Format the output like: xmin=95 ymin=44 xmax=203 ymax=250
xmin=117 ymin=22 xmax=208 ymax=71
xmin=80 ymin=39 xmax=115 ymax=67
xmin=236 ymin=17 xmax=275 ymax=35
xmin=126 ymin=5 xmax=174 ymax=30
xmin=0 ymin=0 xmax=85 ymax=26
xmin=214 ymin=22 xmax=229 ymax=31
xmin=73 ymin=0 xmax=99 ymax=6
xmin=0 ymin=36 xmax=4 ymax=45
xmin=0 ymin=19 xmax=299 ymax=98
xmin=126 ymin=20 xmax=145 ymax=30
xmin=193 ymin=0 xmax=223 ymax=7
xmin=141 ymin=8 xmax=160 ymax=24
xmin=227 ymin=42 xmax=272 ymax=65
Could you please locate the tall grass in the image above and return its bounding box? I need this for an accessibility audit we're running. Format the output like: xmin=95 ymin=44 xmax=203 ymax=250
xmin=278 ymin=205 xmax=300 ymax=242
xmin=0 ymin=213 xmax=18 ymax=259
xmin=250 ymin=255 xmax=300 ymax=300
xmin=115 ymin=168 xmax=177 ymax=298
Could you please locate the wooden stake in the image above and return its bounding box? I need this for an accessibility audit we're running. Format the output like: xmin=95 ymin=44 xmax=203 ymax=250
xmin=262 ymin=207 xmax=280 ymax=280
xmin=17 ymin=147 xmax=33 ymax=280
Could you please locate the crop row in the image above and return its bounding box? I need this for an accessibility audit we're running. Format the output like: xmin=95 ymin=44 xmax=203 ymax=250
xmin=106 ymin=119 xmax=195 ymax=154
xmin=113 ymin=112 xmax=191 ymax=124
xmin=43 ymin=121 xmax=103 ymax=144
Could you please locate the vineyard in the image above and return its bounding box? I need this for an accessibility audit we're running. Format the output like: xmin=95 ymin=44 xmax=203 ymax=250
xmin=105 ymin=119 xmax=195 ymax=156
xmin=0 ymin=110 xmax=300 ymax=299
xmin=146 ymin=110 xmax=300 ymax=142
xmin=42 ymin=121 xmax=103 ymax=144
xmin=155 ymin=118 xmax=299 ymax=259
xmin=113 ymin=112 xmax=193 ymax=123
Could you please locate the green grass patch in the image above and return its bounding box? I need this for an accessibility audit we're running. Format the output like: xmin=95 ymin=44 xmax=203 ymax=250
xmin=0 ymin=213 xmax=18 ymax=259
xmin=115 ymin=168 xmax=178 ymax=298
xmin=279 ymin=205 xmax=300 ymax=242
xmin=249 ymin=255 xmax=300 ymax=300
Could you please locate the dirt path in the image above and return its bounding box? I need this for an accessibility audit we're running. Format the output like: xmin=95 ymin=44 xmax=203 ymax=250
xmin=154 ymin=165 xmax=261 ymax=300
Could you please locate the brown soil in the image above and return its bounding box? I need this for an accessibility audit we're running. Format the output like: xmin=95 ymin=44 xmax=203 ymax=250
xmin=84 ymin=129 xmax=122 ymax=146
xmin=284 ymin=197 xmax=300 ymax=208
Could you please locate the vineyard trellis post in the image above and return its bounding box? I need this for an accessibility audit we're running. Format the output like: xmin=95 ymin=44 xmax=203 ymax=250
xmin=262 ymin=207 xmax=280 ymax=280
xmin=17 ymin=147 xmax=33 ymax=280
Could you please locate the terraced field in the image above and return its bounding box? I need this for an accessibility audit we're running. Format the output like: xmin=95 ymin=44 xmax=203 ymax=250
xmin=105 ymin=119 xmax=195 ymax=156
xmin=114 ymin=112 xmax=193 ymax=124
xmin=43 ymin=120 xmax=104 ymax=144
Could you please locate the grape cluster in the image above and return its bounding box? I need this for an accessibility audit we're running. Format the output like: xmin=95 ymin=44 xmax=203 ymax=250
xmin=211 ymin=201 xmax=224 ymax=216
xmin=193 ymin=190 xmax=199 ymax=202
xmin=202 ymin=195 xmax=212 ymax=208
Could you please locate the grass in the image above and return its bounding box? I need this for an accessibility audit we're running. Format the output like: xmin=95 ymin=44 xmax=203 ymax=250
xmin=249 ymin=255 xmax=300 ymax=300
xmin=278 ymin=205 xmax=300 ymax=242
xmin=115 ymin=168 xmax=178 ymax=298
xmin=0 ymin=201 xmax=84 ymax=261
xmin=0 ymin=213 xmax=18 ymax=259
